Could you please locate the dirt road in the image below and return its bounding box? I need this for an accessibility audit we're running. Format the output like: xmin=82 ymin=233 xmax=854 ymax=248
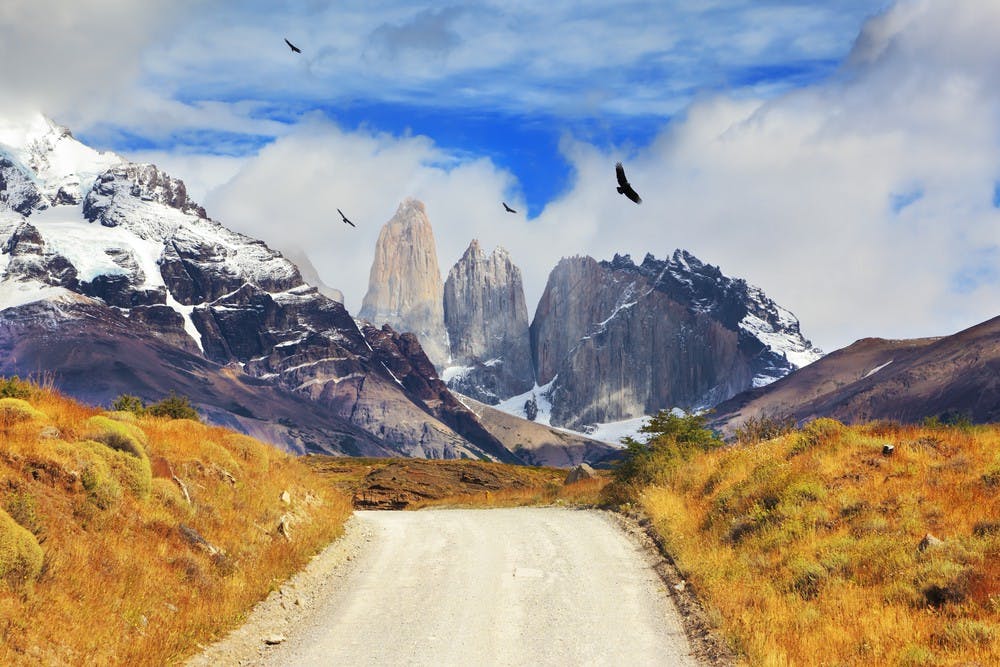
xmin=195 ymin=508 xmax=697 ymax=666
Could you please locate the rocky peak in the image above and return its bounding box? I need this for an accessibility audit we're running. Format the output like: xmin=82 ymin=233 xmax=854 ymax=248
xmin=531 ymin=250 xmax=822 ymax=429
xmin=358 ymin=198 xmax=449 ymax=368
xmin=0 ymin=156 xmax=45 ymax=215
xmin=84 ymin=163 xmax=207 ymax=235
xmin=0 ymin=114 xmax=121 ymax=206
xmin=442 ymin=239 xmax=534 ymax=403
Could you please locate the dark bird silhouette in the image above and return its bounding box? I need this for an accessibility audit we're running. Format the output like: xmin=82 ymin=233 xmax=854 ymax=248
xmin=284 ymin=38 xmax=302 ymax=53
xmin=502 ymin=202 xmax=517 ymax=214
xmin=615 ymin=162 xmax=642 ymax=204
xmin=337 ymin=208 xmax=356 ymax=227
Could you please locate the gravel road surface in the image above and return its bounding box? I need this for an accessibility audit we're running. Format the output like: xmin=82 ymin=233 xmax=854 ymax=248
xmin=194 ymin=507 xmax=698 ymax=666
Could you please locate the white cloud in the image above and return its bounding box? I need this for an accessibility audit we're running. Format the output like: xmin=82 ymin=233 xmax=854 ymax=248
xmin=0 ymin=0 xmax=191 ymax=121
xmin=204 ymin=116 xmax=521 ymax=315
xmin=204 ymin=0 xmax=1000 ymax=354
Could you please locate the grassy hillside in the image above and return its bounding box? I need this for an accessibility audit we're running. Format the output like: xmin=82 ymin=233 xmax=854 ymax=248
xmin=0 ymin=378 xmax=352 ymax=665
xmin=618 ymin=415 xmax=999 ymax=665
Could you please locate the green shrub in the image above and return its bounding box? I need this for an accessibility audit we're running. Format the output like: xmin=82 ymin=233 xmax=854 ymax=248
xmin=223 ymin=433 xmax=270 ymax=475
xmin=787 ymin=417 xmax=844 ymax=456
xmin=0 ymin=397 xmax=45 ymax=423
xmin=147 ymin=392 xmax=200 ymax=421
xmin=982 ymin=455 xmax=1000 ymax=488
xmin=5 ymin=492 xmax=43 ymax=537
xmin=0 ymin=508 xmax=43 ymax=588
xmin=111 ymin=394 xmax=146 ymax=415
xmin=933 ymin=619 xmax=996 ymax=648
xmin=150 ymin=478 xmax=193 ymax=518
xmin=103 ymin=410 xmax=140 ymax=424
xmin=77 ymin=440 xmax=152 ymax=500
xmin=601 ymin=410 xmax=722 ymax=505
xmin=0 ymin=376 xmax=33 ymax=399
xmin=78 ymin=451 xmax=122 ymax=510
xmin=898 ymin=644 xmax=936 ymax=666
xmin=788 ymin=556 xmax=827 ymax=599
xmin=83 ymin=415 xmax=148 ymax=459
xmin=734 ymin=414 xmax=796 ymax=444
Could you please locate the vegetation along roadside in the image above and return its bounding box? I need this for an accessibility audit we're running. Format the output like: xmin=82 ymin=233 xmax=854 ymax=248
xmin=602 ymin=410 xmax=999 ymax=665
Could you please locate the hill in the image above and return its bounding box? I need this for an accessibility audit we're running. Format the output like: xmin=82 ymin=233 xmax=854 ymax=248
xmin=615 ymin=415 xmax=999 ymax=665
xmin=0 ymin=377 xmax=352 ymax=665
xmin=711 ymin=315 xmax=1000 ymax=435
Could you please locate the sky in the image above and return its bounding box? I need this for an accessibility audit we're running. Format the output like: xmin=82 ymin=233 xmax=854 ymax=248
xmin=2 ymin=0 xmax=1000 ymax=354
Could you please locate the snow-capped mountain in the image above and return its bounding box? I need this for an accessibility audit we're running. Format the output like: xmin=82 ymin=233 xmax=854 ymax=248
xmin=0 ymin=114 xmax=521 ymax=463
xmin=528 ymin=251 xmax=821 ymax=430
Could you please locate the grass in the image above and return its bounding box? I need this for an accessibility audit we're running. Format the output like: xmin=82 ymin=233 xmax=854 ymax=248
xmin=407 ymin=475 xmax=608 ymax=509
xmin=304 ymin=456 xmax=608 ymax=509
xmin=637 ymin=419 xmax=999 ymax=666
xmin=0 ymin=378 xmax=353 ymax=665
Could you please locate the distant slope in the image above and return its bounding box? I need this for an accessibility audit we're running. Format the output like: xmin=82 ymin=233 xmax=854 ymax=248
xmin=712 ymin=315 xmax=1000 ymax=434
xmin=456 ymin=393 xmax=620 ymax=467
xmin=0 ymin=299 xmax=393 ymax=456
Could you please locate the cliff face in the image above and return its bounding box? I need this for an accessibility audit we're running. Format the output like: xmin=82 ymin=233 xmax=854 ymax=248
xmin=530 ymin=252 xmax=821 ymax=430
xmin=358 ymin=198 xmax=449 ymax=368
xmin=442 ymin=240 xmax=534 ymax=403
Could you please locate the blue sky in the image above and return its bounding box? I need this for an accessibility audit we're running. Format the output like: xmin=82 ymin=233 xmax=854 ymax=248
xmin=70 ymin=1 xmax=886 ymax=216
xmin=3 ymin=0 xmax=1000 ymax=352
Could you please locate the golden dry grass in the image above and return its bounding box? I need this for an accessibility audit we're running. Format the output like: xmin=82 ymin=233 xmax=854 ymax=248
xmin=0 ymin=380 xmax=352 ymax=665
xmin=305 ymin=455 xmax=609 ymax=509
xmin=407 ymin=475 xmax=609 ymax=509
xmin=641 ymin=419 xmax=999 ymax=666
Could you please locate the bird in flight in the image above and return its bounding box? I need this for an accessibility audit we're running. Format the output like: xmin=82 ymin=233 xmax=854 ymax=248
xmin=284 ymin=38 xmax=302 ymax=53
xmin=337 ymin=208 xmax=356 ymax=227
xmin=615 ymin=162 xmax=642 ymax=204
xmin=502 ymin=202 xmax=517 ymax=214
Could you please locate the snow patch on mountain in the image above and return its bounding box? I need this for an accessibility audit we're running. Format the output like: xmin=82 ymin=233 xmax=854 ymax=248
xmin=495 ymin=379 xmax=557 ymax=427
xmin=584 ymin=416 xmax=649 ymax=446
xmin=0 ymin=114 xmax=121 ymax=204
xmin=739 ymin=285 xmax=822 ymax=370
xmin=864 ymin=359 xmax=893 ymax=378
xmin=442 ymin=365 xmax=475 ymax=383
xmin=0 ymin=278 xmax=72 ymax=310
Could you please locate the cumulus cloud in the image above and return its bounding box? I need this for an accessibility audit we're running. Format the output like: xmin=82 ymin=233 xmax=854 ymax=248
xmin=204 ymin=0 xmax=1000 ymax=354
xmin=0 ymin=0 xmax=191 ymax=122
xmin=203 ymin=116 xmax=522 ymax=315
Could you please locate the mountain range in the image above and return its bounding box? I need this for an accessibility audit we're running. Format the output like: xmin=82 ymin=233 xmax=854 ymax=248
xmin=358 ymin=199 xmax=822 ymax=432
xmin=0 ymin=115 xmax=618 ymax=466
xmin=5 ymin=114 xmax=989 ymax=466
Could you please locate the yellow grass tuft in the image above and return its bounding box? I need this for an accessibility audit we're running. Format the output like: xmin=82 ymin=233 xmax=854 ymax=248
xmin=0 ymin=379 xmax=353 ymax=665
xmin=640 ymin=420 xmax=1000 ymax=665
xmin=0 ymin=508 xmax=43 ymax=588
xmin=0 ymin=398 xmax=45 ymax=425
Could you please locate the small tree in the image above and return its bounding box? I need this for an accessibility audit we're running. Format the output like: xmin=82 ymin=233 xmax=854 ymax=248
xmin=0 ymin=376 xmax=33 ymax=399
xmin=602 ymin=410 xmax=722 ymax=506
xmin=147 ymin=392 xmax=200 ymax=421
xmin=112 ymin=394 xmax=146 ymax=415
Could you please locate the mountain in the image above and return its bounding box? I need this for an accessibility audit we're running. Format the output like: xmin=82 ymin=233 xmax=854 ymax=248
xmin=442 ymin=240 xmax=534 ymax=403
xmin=358 ymin=198 xmax=450 ymax=368
xmin=455 ymin=393 xmax=620 ymax=468
xmin=710 ymin=315 xmax=1000 ymax=434
xmin=279 ymin=246 xmax=345 ymax=303
xmin=530 ymin=251 xmax=821 ymax=430
xmin=0 ymin=115 xmax=522 ymax=463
